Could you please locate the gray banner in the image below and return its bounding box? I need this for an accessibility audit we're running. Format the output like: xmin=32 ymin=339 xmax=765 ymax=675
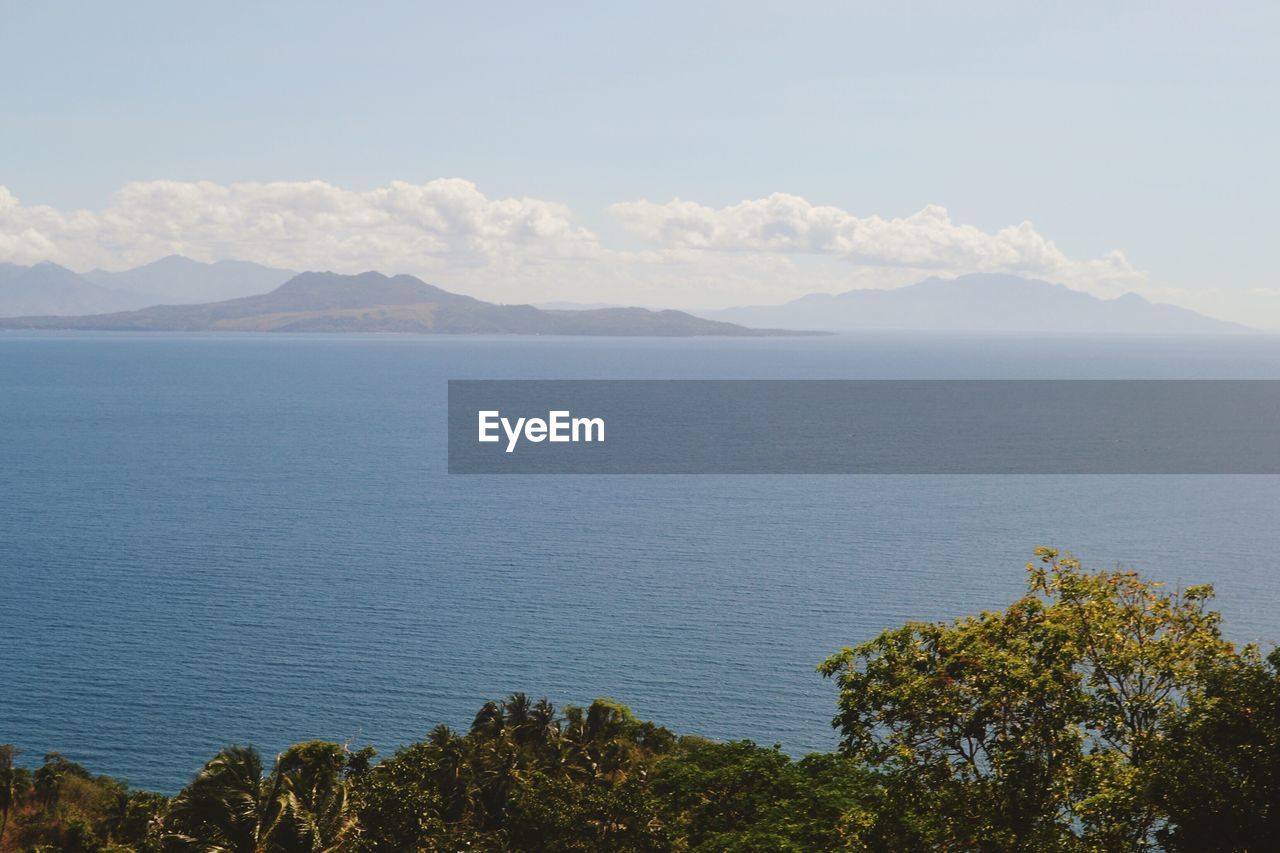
xmin=447 ymin=380 xmax=1280 ymax=474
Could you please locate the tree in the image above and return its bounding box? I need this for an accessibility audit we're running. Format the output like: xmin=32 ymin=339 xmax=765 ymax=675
xmin=818 ymin=549 xmax=1236 ymax=850
xmin=506 ymin=771 xmax=664 ymax=851
xmin=163 ymin=742 xmax=356 ymax=852
xmin=1028 ymin=548 xmax=1235 ymax=846
xmin=650 ymin=739 xmax=882 ymax=851
xmin=0 ymin=744 xmax=29 ymax=845
xmin=32 ymin=752 xmax=91 ymax=816
xmin=163 ymin=745 xmax=277 ymax=851
xmin=1149 ymin=647 xmax=1280 ymax=851
xmin=107 ymin=789 xmax=169 ymax=850
xmin=350 ymin=694 xmax=677 ymax=849
xmin=348 ymin=742 xmax=446 ymax=851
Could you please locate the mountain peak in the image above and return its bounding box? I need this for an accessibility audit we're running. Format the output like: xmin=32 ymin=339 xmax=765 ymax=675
xmin=0 ymin=261 xmax=144 ymax=317
xmin=133 ymin=254 xmax=202 ymax=270
xmin=267 ymin=270 xmax=478 ymax=309
xmin=80 ymin=255 xmax=297 ymax=305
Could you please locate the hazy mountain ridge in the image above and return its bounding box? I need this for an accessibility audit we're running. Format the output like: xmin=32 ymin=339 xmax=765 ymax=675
xmin=0 ymin=262 xmax=150 ymax=316
xmin=699 ymin=273 xmax=1246 ymax=333
xmin=83 ymin=255 xmax=296 ymax=304
xmin=0 ymin=270 xmax=800 ymax=336
xmin=0 ymin=255 xmax=297 ymax=317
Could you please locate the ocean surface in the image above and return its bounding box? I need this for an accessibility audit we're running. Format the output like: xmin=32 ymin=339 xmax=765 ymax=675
xmin=4 ymin=330 xmax=1280 ymax=793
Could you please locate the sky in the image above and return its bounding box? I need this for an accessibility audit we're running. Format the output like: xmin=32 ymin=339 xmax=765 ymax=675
xmin=2 ymin=1 xmax=1278 ymax=323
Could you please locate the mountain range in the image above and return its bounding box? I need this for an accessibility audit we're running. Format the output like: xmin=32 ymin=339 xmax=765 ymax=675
xmin=697 ymin=273 xmax=1244 ymax=333
xmin=0 ymin=256 xmax=295 ymax=318
xmin=0 ymin=271 xmax=792 ymax=336
xmin=0 ymin=262 xmax=144 ymax=316
xmin=0 ymin=257 xmax=1251 ymax=335
xmin=84 ymin=255 xmax=296 ymax=304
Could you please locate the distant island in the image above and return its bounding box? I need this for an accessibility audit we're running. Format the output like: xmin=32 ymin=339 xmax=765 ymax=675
xmin=0 ymin=270 xmax=807 ymax=337
xmin=0 ymin=258 xmax=1252 ymax=336
xmin=697 ymin=273 xmax=1246 ymax=334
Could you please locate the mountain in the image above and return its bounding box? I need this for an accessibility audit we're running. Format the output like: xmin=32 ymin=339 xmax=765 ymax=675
xmin=0 ymin=271 xmax=802 ymax=336
xmin=84 ymin=255 xmax=295 ymax=304
xmin=0 ymin=256 xmax=296 ymax=318
xmin=699 ymin=274 xmax=1246 ymax=333
xmin=0 ymin=262 xmax=148 ymax=317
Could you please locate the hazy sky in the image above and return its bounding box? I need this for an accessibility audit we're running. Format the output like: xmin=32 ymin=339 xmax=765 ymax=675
xmin=2 ymin=1 xmax=1278 ymax=322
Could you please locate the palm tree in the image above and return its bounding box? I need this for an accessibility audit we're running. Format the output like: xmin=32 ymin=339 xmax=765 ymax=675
xmin=273 ymin=742 xmax=356 ymax=852
xmin=426 ymin=726 xmax=475 ymax=824
xmin=163 ymin=742 xmax=355 ymax=852
xmin=505 ymin=692 xmax=533 ymax=741
xmin=164 ymin=745 xmax=282 ymax=851
xmin=469 ymin=700 xmax=506 ymax=741
xmin=521 ymin=697 xmax=561 ymax=753
xmin=426 ymin=724 xmax=456 ymax=750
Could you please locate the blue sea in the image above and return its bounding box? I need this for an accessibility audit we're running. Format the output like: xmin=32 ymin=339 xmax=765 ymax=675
xmin=3 ymin=330 xmax=1280 ymax=793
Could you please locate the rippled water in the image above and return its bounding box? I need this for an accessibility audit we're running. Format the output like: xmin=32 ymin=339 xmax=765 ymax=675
xmin=3 ymin=330 xmax=1280 ymax=792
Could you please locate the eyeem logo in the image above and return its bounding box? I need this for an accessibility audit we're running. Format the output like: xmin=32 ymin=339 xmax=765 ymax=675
xmin=478 ymin=410 xmax=605 ymax=453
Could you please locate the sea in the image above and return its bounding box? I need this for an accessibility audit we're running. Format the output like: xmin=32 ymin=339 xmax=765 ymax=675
xmin=3 ymin=330 xmax=1280 ymax=793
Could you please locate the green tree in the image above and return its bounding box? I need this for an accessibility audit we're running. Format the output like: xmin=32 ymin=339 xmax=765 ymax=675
xmin=163 ymin=742 xmax=355 ymax=852
xmin=818 ymin=549 xmax=1236 ymax=850
xmin=32 ymin=752 xmax=91 ymax=816
xmin=1148 ymin=647 xmax=1280 ymax=851
xmin=650 ymin=739 xmax=882 ymax=851
xmin=506 ymin=771 xmax=664 ymax=851
xmin=61 ymin=814 xmax=103 ymax=852
xmin=1029 ymin=549 xmax=1235 ymax=845
xmin=107 ymin=789 xmax=169 ymax=850
xmin=350 ymin=694 xmax=676 ymax=849
xmin=348 ymin=742 xmax=446 ymax=851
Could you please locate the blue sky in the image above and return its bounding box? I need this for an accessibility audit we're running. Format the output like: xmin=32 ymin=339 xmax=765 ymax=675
xmin=2 ymin=1 xmax=1277 ymax=321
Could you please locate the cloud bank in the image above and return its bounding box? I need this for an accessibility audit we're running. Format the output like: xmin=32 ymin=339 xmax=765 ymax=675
xmin=1 ymin=179 xmax=1153 ymax=309
xmin=0 ymin=179 xmax=599 ymax=274
xmin=610 ymin=194 xmax=1144 ymax=293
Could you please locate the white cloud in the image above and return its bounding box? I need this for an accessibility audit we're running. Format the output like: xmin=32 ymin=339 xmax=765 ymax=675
xmin=0 ymin=179 xmax=600 ymax=274
xmin=609 ymin=194 xmax=1147 ymax=294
